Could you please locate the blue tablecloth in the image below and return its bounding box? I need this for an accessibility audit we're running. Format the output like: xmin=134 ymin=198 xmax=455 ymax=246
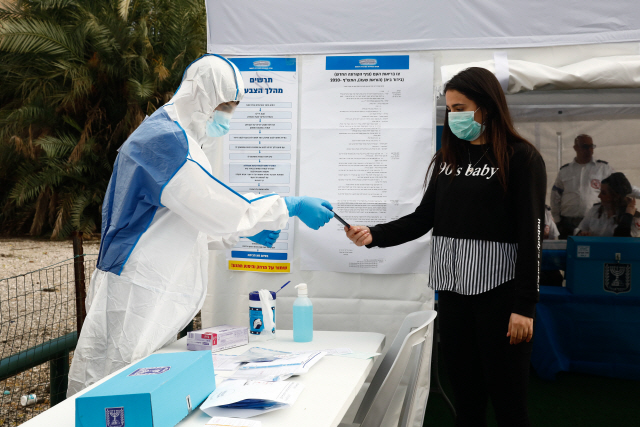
xmin=532 ymin=286 xmax=640 ymax=380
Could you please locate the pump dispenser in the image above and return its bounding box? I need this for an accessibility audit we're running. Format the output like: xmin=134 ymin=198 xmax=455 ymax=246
xmin=293 ymin=283 xmax=313 ymax=342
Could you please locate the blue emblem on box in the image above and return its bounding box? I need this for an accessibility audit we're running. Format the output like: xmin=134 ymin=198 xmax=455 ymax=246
xmin=604 ymin=263 xmax=631 ymax=294
xmin=128 ymin=366 xmax=171 ymax=376
xmin=105 ymin=407 xmax=124 ymax=427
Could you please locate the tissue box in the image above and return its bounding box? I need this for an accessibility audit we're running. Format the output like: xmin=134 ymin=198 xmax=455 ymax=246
xmin=187 ymin=325 xmax=249 ymax=353
xmin=75 ymin=351 xmax=214 ymax=427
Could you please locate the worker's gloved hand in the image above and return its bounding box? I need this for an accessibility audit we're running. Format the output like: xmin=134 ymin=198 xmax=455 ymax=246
xmin=245 ymin=230 xmax=281 ymax=248
xmin=284 ymin=196 xmax=334 ymax=230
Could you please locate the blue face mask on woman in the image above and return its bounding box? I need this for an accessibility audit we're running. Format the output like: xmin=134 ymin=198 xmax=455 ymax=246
xmin=206 ymin=110 xmax=233 ymax=137
xmin=448 ymin=107 xmax=484 ymax=141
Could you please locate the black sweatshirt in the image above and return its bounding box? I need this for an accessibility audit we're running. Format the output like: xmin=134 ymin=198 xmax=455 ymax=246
xmin=367 ymin=141 xmax=547 ymax=318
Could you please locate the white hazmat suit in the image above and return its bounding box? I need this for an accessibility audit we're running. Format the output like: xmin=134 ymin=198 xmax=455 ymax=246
xmin=67 ymin=55 xmax=291 ymax=396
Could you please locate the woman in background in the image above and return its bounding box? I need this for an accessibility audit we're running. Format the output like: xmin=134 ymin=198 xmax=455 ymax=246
xmin=576 ymin=172 xmax=639 ymax=237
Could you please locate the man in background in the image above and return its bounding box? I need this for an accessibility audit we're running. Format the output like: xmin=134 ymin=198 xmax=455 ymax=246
xmin=551 ymin=134 xmax=638 ymax=238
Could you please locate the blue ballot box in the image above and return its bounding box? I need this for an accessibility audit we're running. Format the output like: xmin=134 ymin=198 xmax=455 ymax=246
xmin=76 ymin=351 xmax=215 ymax=427
xmin=566 ymin=236 xmax=640 ymax=296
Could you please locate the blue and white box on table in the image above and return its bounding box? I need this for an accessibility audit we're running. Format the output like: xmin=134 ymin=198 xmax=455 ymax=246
xmin=75 ymin=351 xmax=215 ymax=427
xmin=566 ymin=236 xmax=640 ymax=296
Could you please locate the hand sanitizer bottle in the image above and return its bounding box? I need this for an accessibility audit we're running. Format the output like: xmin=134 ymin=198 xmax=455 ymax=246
xmin=293 ymin=283 xmax=313 ymax=342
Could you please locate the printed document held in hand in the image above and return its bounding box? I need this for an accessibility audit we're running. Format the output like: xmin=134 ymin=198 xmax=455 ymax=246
xmin=200 ymin=379 xmax=305 ymax=418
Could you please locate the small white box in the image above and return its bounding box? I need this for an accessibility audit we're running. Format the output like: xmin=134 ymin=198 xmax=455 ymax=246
xmin=187 ymin=325 xmax=249 ymax=353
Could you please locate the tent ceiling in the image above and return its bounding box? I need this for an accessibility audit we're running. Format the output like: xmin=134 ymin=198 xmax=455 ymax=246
xmin=207 ymin=0 xmax=640 ymax=54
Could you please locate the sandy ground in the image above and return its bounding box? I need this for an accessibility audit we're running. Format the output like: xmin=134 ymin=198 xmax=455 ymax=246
xmin=0 ymin=237 xmax=200 ymax=425
xmin=0 ymin=238 xmax=101 ymax=281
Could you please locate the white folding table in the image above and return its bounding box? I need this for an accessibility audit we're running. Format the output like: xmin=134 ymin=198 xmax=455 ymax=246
xmin=22 ymin=330 xmax=385 ymax=427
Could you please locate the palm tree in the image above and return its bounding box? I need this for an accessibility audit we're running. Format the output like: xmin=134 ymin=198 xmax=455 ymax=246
xmin=0 ymin=0 xmax=207 ymax=238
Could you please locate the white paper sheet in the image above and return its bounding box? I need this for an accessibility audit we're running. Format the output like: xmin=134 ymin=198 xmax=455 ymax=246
xmin=212 ymin=354 xmax=243 ymax=372
xmin=321 ymin=348 xmax=353 ymax=356
xmin=206 ymin=416 xmax=262 ymax=427
xmin=233 ymin=347 xmax=293 ymax=363
xmin=200 ymin=379 xmax=305 ymax=418
xmin=299 ymin=53 xmax=434 ymax=273
xmin=230 ymin=351 xmax=326 ymax=381
xmin=224 ymin=57 xmax=298 ymax=273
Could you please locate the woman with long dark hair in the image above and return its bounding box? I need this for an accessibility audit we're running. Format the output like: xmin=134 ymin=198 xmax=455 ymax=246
xmin=345 ymin=67 xmax=546 ymax=427
xmin=576 ymin=172 xmax=639 ymax=237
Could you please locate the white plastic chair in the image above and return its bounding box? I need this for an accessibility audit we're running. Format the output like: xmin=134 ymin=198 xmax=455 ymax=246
xmin=340 ymin=310 xmax=437 ymax=427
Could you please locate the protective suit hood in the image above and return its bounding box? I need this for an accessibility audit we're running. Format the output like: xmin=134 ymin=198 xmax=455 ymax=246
xmin=169 ymin=54 xmax=245 ymax=146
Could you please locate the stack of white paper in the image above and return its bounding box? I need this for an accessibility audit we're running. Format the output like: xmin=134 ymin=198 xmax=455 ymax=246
xmin=233 ymin=347 xmax=294 ymax=363
xmin=229 ymin=351 xmax=326 ymax=382
xmin=201 ymin=380 xmax=305 ymax=418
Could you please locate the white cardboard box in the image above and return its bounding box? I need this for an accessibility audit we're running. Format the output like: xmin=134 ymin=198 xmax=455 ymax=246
xmin=187 ymin=325 xmax=249 ymax=353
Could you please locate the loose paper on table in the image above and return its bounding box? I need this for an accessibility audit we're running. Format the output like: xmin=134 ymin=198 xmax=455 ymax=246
xmin=224 ymin=57 xmax=298 ymax=273
xmin=201 ymin=379 xmax=305 ymax=418
xmin=299 ymin=54 xmax=435 ymax=274
xmin=212 ymin=354 xmax=242 ymax=372
xmin=229 ymin=351 xmax=326 ymax=382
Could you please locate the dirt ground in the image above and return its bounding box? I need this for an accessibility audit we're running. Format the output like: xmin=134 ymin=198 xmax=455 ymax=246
xmin=0 ymin=237 xmax=101 ymax=281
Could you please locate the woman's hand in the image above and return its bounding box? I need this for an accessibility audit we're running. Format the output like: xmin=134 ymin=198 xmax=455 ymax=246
xmin=577 ymin=230 xmax=591 ymax=236
xmin=626 ymin=196 xmax=636 ymax=215
xmin=345 ymin=225 xmax=372 ymax=246
xmin=507 ymin=313 xmax=533 ymax=345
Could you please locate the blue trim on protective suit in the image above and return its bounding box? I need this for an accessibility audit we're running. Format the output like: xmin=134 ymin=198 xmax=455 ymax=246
xmin=182 ymin=157 xmax=278 ymax=204
xmin=97 ymin=107 xmax=189 ymax=275
xmin=186 ymin=158 xmax=250 ymax=203
xmin=170 ymin=119 xmax=264 ymax=204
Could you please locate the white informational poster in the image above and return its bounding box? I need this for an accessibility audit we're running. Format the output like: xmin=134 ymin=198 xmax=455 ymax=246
xmin=299 ymin=54 xmax=434 ymax=274
xmin=224 ymin=57 xmax=298 ymax=273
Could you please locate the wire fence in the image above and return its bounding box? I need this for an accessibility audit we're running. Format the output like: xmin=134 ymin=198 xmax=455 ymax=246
xmin=0 ymin=255 xmax=97 ymax=426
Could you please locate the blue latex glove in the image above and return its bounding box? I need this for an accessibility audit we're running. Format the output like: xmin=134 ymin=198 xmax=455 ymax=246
xmin=284 ymin=196 xmax=334 ymax=230
xmin=245 ymin=230 xmax=281 ymax=248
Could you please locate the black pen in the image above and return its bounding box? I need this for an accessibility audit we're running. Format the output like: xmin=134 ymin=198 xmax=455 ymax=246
xmin=330 ymin=210 xmax=351 ymax=229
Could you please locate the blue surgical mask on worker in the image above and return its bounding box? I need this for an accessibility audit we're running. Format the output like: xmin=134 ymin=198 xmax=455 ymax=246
xmin=448 ymin=107 xmax=484 ymax=141
xmin=206 ymin=110 xmax=232 ymax=137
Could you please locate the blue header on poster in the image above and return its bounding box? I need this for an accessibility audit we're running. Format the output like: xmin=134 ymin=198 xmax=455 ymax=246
xmin=229 ymin=58 xmax=296 ymax=72
xmin=326 ymin=55 xmax=409 ymax=70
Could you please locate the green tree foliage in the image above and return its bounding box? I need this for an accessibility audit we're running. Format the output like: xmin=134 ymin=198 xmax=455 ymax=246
xmin=0 ymin=0 xmax=207 ymax=238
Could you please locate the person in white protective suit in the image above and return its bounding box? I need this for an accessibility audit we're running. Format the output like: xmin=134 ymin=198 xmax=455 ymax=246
xmin=67 ymin=54 xmax=334 ymax=396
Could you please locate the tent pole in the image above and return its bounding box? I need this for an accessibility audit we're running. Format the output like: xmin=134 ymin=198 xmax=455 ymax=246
xmin=556 ymin=132 xmax=563 ymax=170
